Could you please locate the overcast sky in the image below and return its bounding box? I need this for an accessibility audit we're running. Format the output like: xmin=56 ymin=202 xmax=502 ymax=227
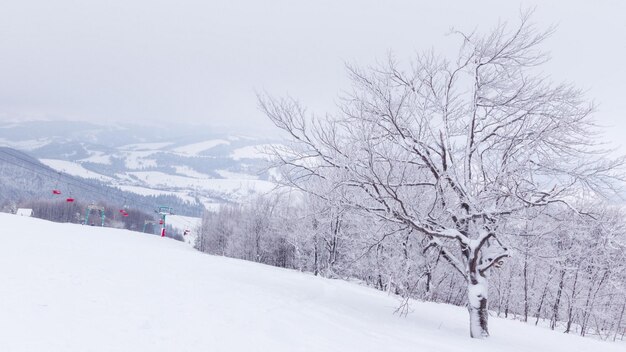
xmin=0 ymin=1 xmax=625 ymax=147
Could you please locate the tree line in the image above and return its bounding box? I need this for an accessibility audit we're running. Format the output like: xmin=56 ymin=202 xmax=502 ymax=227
xmin=3 ymin=199 xmax=184 ymax=241
xmin=195 ymin=195 xmax=625 ymax=341
xmin=197 ymin=12 xmax=626 ymax=340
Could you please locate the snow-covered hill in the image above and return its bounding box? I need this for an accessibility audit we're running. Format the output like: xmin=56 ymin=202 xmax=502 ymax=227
xmin=0 ymin=121 xmax=280 ymax=209
xmin=0 ymin=213 xmax=622 ymax=352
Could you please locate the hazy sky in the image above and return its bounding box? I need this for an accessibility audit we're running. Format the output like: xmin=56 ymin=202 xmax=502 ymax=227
xmin=0 ymin=1 xmax=625 ymax=147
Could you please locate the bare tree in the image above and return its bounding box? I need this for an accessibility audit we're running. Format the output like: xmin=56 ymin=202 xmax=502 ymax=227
xmin=260 ymin=13 xmax=623 ymax=338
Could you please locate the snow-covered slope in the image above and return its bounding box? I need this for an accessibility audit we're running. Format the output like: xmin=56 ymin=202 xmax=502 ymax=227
xmin=39 ymin=159 xmax=114 ymax=181
xmin=171 ymin=139 xmax=230 ymax=155
xmin=0 ymin=213 xmax=621 ymax=352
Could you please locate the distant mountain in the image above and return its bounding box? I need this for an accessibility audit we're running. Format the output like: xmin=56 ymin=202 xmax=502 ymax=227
xmin=0 ymin=121 xmax=281 ymax=210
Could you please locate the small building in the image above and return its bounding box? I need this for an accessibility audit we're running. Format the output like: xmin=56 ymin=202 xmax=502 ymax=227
xmin=16 ymin=208 xmax=33 ymax=217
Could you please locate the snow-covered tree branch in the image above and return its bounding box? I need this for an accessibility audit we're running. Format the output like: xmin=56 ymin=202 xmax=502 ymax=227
xmin=260 ymin=12 xmax=624 ymax=339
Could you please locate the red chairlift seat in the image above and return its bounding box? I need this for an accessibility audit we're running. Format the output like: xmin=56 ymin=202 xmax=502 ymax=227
xmin=66 ymin=197 xmax=75 ymax=202
xmin=52 ymin=190 xmax=61 ymax=195
xmin=122 ymin=213 xmax=129 ymax=217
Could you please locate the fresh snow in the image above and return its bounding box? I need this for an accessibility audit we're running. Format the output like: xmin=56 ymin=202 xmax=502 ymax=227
xmin=172 ymin=165 xmax=209 ymax=179
xmin=120 ymin=142 xmax=174 ymax=151
xmin=171 ymin=139 xmax=230 ymax=156
xmin=215 ymin=169 xmax=259 ymax=180
xmin=78 ymin=151 xmax=112 ymax=165
xmin=230 ymin=144 xmax=277 ymax=160
xmin=0 ymin=213 xmax=622 ymax=352
xmin=39 ymin=159 xmax=114 ymax=181
xmin=167 ymin=214 xmax=201 ymax=232
xmin=118 ymin=151 xmax=159 ymax=170
xmin=29 ymin=137 xmax=281 ymax=207
xmin=200 ymin=201 xmax=222 ymax=212
xmin=167 ymin=214 xmax=202 ymax=245
xmin=127 ymin=171 xmax=275 ymax=199
xmin=115 ymin=185 xmax=197 ymax=204
xmin=0 ymin=137 xmax=52 ymax=151
xmin=15 ymin=208 xmax=33 ymax=216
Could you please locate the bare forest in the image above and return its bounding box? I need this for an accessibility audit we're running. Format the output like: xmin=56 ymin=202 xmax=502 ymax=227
xmin=196 ymin=14 xmax=626 ymax=339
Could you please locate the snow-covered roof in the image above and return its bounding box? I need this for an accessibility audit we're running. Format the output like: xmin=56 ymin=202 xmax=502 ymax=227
xmin=15 ymin=208 xmax=33 ymax=217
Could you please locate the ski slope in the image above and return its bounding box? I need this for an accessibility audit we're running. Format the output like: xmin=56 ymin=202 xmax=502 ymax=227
xmin=0 ymin=213 xmax=622 ymax=352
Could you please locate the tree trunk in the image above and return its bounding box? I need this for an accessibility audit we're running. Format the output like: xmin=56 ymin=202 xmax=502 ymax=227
xmin=550 ymin=269 xmax=566 ymax=330
xmin=313 ymin=234 xmax=319 ymax=276
xmin=581 ymin=269 xmax=609 ymax=337
xmin=535 ymin=268 xmax=554 ymax=325
xmin=424 ymin=269 xmax=431 ymax=294
xmin=465 ymin=231 xmax=500 ymax=339
xmin=523 ymin=251 xmax=529 ymax=322
xmin=445 ymin=278 xmax=456 ymax=304
xmin=468 ymin=277 xmax=489 ymax=338
xmin=613 ymin=298 xmax=626 ymax=342
xmin=565 ymin=265 xmax=580 ymax=333
xmin=504 ymin=269 xmax=513 ymax=319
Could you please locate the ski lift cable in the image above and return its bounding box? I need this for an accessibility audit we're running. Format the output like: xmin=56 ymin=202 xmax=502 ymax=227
xmin=0 ymin=149 xmax=205 ymax=230
xmin=0 ymin=155 xmax=73 ymax=203
xmin=0 ymin=151 xmax=159 ymax=212
xmin=0 ymin=155 xmax=71 ymax=198
xmin=0 ymin=153 xmax=194 ymax=233
xmin=0 ymin=151 xmax=106 ymax=195
xmin=0 ymin=153 xmax=99 ymax=204
xmin=0 ymin=150 xmax=202 ymax=221
xmin=0 ymin=150 xmax=137 ymax=203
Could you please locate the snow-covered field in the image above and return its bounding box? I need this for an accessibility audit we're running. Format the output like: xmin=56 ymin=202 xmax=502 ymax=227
xmin=171 ymin=139 xmax=230 ymax=155
xmin=128 ymin=171 xmax=275 ymax=199
xmin=167 ymin=214 xmax=202 ymax=245
xmin=215 ymin=169 xmax=258 ymax=180
xmin=230 ymin=144 xmax=276 ymax=160
xmin=173 ymin=165 xmax=210 ymax=178
xmin=115 ymin=185 xmax=197 ymax=204
xmin=118 ymin=150 xmax=159 ymax=169
xmin=11 ymin=127 xmax=279 ymax=208
xmin=39 ymin=159 xmax=114 ymax=181
xmin=78 ymin=151 xmax=112 ymax=165
xmin=40 ymin=156 xmax=274 ymax=206
xmin=120 ymin=142 xmax=174 ymax=151
xmin=0 ymin=137 xmax=52 ymax=151
xmin=0 ymin=213 xmax=622 ymax=352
